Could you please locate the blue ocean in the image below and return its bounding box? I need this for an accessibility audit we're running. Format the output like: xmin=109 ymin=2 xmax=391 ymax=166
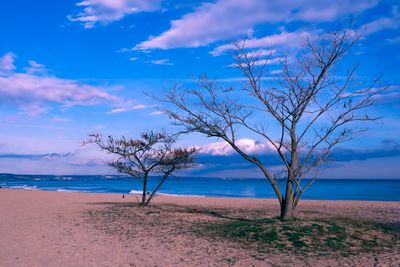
xmin=0 ymin=174 xmax=399 ymax=201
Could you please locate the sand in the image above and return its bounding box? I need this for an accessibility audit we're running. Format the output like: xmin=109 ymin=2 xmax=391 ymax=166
xmin=0 ymin=189 xmax=399 ymax=267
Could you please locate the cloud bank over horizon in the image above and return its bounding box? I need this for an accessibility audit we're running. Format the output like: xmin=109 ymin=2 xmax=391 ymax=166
xmin=1 ymin=137 xmax=400 ymax=178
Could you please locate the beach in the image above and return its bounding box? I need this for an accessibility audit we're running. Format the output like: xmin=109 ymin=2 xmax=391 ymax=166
xmin=0 ymin=189 xmax=399 ymax=267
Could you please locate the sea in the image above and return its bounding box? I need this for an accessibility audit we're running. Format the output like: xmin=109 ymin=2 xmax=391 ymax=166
xmin=0 ymin=174 xmax=399 ymax=201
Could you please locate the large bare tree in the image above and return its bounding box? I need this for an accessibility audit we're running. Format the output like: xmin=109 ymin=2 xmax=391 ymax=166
xmin=159 ymin=30 xmax=387 ymax=220
xmin=88 ymin=131 xmax=195 ymax=206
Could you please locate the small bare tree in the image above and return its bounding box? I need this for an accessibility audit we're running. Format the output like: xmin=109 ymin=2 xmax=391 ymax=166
xmin=159 ymin=30 xmax=387 ymax=220
xmin=88 ymin=131 xmax=195 ymax=206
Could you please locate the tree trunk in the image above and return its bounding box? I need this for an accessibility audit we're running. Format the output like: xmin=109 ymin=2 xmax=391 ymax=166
xmin=145 ymin=172 xmax=171 ymax=206
xmin=280 ymin=180 xmax=295 ymax=220
xmin=141 ymin=173 xmax=148 ymax=207
xmin=280 ymin=125 xmax=297 ymax=221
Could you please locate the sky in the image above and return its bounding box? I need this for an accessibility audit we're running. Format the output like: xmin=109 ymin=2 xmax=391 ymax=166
xmin=0 ymin=0 xmax=399 ymax=178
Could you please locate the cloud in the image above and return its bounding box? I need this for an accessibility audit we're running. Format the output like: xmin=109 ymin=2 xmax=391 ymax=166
xmin=237 ymin=49 xmax=277 ymax=59
xmin=329 ymin=140 xmax=400 ymax=162
xmin=150 ymin=110 xmax=163 ymax=116
xmin=212 ymin=30 xmax=316 ymax=56
xmin=191 ymin=139 xmax=400 ymax=178
xmin=229 ymin=56 xmax=285 ymax=68
xmin=199 ymin=138 xmax=400 ymax=161
xmin=106 ymin=103 xmax=154 ymax=114
xmin=270 ymin=69 xmax=284 ymax=75
xmin=361 ymin=6 xmax=400 ymax=35
xmin=386 ymin=36 xmax=400 ymax=44
xmin=0 ymin=144 xmax=115 ymax=175
xmin=135 ymin=0 xmax=377 ymax=50
xmin=199 ymin=138 xmax=275 ymax=156
xmin=0 ymin=152 xmax=73 ymax=160
xmin=2 ymin=136 xmax=399 ymax=177
xmin=24 ymin=60 xmax=47 ymax=74
xmin=147 ymin=59 xmax=173 ymax=65
xmin=106 ymin=107 xmax=130 ymax=114
xmin=68 ymin=0 xmax=162 ymax=28
xmin=374 ymin=85 xmax=400 ymax=106
xmin=51 ymin=117 xmax=71 ymax=123
xmin=133 ymin=104 xmax=148 ymax=109
xmin=0 ymin=52 xmax=16 ymax=76
xmin=0 ymin=52 xmax=122 ymax=116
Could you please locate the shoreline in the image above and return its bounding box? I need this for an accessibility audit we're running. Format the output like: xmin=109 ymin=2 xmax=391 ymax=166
xmin=1 ymin=187 xmax=400 ymax=203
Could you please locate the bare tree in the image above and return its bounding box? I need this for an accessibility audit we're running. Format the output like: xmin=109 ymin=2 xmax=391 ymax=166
xmin=159 ymin=30 xmax=387 ymax=220
xmin=88 ymin=131 xmax=196 ymax=206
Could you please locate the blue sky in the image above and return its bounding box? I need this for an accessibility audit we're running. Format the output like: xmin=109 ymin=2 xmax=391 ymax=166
xmin=0 ymin=0 xmax=399 ymax=178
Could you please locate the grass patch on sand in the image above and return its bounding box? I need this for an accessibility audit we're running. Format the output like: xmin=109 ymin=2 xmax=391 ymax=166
xmin=201 ymin=217 xmax=399 ymax=256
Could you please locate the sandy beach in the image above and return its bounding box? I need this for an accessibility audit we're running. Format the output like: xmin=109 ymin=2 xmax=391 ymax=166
xmin=0 ymin=189 xmax=399 ymax=267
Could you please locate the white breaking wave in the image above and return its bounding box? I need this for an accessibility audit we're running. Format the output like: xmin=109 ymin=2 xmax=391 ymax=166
xmin=56 ymin=189 xmax=79 ymax=192
xmin=128 ymin=190 xmax=143 ymax=195
xmin=8 ymin=185 xmax=38 ymax=190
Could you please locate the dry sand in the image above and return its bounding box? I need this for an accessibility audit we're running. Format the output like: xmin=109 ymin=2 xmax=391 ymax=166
xmin=0 ymin=189 xmax=399 ymax=267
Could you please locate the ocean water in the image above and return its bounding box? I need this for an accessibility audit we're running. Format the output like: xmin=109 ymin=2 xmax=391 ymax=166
xmin=0 ymin=174 xmax=399 ymax=201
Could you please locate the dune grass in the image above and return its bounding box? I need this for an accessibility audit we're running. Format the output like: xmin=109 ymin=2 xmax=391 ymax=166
xmin=201 ymin=217 xmax=399 ymax=257
xmin=84 ymin=203 xmax=399 ymax=260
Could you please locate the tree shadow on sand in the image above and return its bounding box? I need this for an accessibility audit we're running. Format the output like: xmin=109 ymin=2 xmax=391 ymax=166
xmin=81 ymin=201 xmax=399 ymax=259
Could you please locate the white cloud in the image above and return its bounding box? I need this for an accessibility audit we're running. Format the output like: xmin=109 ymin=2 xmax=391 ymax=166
xmin=135 ymin=0 xmax=377 ymax=50
xmin=0 ymin=52 xmax=122 ymax=116
xmin=150 ymin=110 xmax=163 ymax=116
xmin=116 ymin=47 xmax=131 ymax=53
xmin=129 ymin=57 xmax=138 ymax=61
xmin=25 ymin=60 xmax=47 ymax=74
xmin=361 ymin=6 xmax=400 ymax=35
xmin=147 ymin=59 xmax=173 ymax=65
xmin=270 ymin=69 xmax=284 ymax=75
xmin=237 ymin=49 xmax=276 ymax=59
xmin=68 ymin=0 xmax=162 ymax=28
xmin=386 ymin=36 xmax=400 ymax=44
xmin=212 ymin=30 xmax=316 ymax=56
xmin=51 ymin=117 xmax=71 ymax=123
xmin=133 ymin=104 xmax=147 ymax=109
xmin=0 ymin=141 xmax=115 ymax=175
xmin=229 ymin=56 xmax=285 ymax=68
xmin=106 ymin=107 xmax=129 ymax=114
xmin=0 ymin=52 xmax=16 ymax=76
xmin=199 ymin=138 xmax=274 ymax=156
xmin=106 ymin=104 xmax=152 ymax=114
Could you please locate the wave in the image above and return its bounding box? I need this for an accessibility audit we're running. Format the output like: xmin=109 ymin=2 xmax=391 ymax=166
xmin=8 ymin=185 xmax=38 ymax=190
xmin=128 ymin=190 xmax=143 ymax=195
xmin=15 ymin=176 xmax=30 ymax=179
xmin=55 ymin=176 xmax=74 ymax=181
xmin=56 ymin=189 xmax=81 ymax=192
